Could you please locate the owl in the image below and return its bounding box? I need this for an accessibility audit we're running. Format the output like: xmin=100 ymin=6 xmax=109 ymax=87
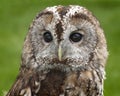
xmin=7 ymin=5 xmax=108 ymax=96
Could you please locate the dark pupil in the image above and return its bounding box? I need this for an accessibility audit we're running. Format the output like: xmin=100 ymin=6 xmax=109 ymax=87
xmin=43 ymin=31 xmax=53 ymax=42
xmin=69 ymin=32 xmax=83 ymax=42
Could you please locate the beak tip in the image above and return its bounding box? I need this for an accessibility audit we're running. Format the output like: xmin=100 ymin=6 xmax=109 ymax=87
xmin=58 ymin=45 xmax=62 ymax=61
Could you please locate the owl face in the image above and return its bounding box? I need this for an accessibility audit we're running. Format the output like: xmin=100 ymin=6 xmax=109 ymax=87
xmin=23 ymin=5 xmax=107 ymax=69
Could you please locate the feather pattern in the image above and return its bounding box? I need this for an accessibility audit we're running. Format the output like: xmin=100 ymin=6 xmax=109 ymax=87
xmin=7 ymin=5 xmax=108 ymax=96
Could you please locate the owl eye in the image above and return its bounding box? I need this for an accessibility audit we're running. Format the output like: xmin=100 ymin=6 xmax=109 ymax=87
xmin=43 ymin=31 xmax=53 ymax=42
xmin=69 ymin=32 xmax=83 ymax=42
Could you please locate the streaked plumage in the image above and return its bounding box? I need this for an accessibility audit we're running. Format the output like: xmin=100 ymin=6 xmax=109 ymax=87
xmin=7 ymin=5 xmax=108 ymax=96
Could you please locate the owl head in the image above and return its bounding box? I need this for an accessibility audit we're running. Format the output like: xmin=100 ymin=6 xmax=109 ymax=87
xmin=21 ymin=5 xmax=108 ymax=71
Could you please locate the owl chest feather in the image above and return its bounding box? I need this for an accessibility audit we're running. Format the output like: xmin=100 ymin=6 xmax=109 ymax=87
xmin=7 ymin=66 xmax=103 ymax=96
xmin=38 ymin=68 xmax=103 ymax=96
xmin=38 ymin=69 xmax=66 ymax=95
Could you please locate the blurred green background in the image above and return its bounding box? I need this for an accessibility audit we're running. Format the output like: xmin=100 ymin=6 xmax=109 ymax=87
xmin=0 ymin=0 xmax=120 ymax=96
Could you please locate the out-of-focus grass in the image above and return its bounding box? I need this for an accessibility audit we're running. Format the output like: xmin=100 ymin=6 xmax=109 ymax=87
xmin=0 ymin=0 xmax=120 ymax=96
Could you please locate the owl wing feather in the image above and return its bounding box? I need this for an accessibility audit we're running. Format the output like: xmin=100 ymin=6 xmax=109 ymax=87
xmin=6 ymin=68 xmax=43 ymax=96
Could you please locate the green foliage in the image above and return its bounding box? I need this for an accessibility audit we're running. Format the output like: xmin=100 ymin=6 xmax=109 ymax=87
xmin=0 ymin=0 xmax=120 ymax=96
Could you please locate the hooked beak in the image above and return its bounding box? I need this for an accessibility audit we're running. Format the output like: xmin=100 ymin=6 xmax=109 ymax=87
xmin=58 ymin=45 xmax=62 ymax=61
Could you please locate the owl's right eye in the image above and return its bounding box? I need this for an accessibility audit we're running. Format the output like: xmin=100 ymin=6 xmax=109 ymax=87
xmin=43 ymin=31 xmax=53 ymax=43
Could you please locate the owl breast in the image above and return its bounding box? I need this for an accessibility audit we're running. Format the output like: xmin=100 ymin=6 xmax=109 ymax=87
xmin=38 ymin=69 xmax=66 ymax=95
xmin=37 ymin=68 xmax=102 ymax=96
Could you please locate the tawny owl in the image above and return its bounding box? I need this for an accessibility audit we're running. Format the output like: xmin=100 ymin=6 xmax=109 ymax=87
xmin=7 ymin=5 xmax=108 ymax=96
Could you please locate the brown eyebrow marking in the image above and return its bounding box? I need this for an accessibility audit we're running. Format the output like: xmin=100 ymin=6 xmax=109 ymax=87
xmin=72 ymin=13 xmax=90 ymax=20
xmin=72 ymin=13 xmax=94 ymax=24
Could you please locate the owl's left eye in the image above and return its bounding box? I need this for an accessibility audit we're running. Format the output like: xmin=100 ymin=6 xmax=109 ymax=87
xmin=69 ymin=32 xmax=83 ymax=42
xmin=43 ymin=31 xmax=53 ymax=43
